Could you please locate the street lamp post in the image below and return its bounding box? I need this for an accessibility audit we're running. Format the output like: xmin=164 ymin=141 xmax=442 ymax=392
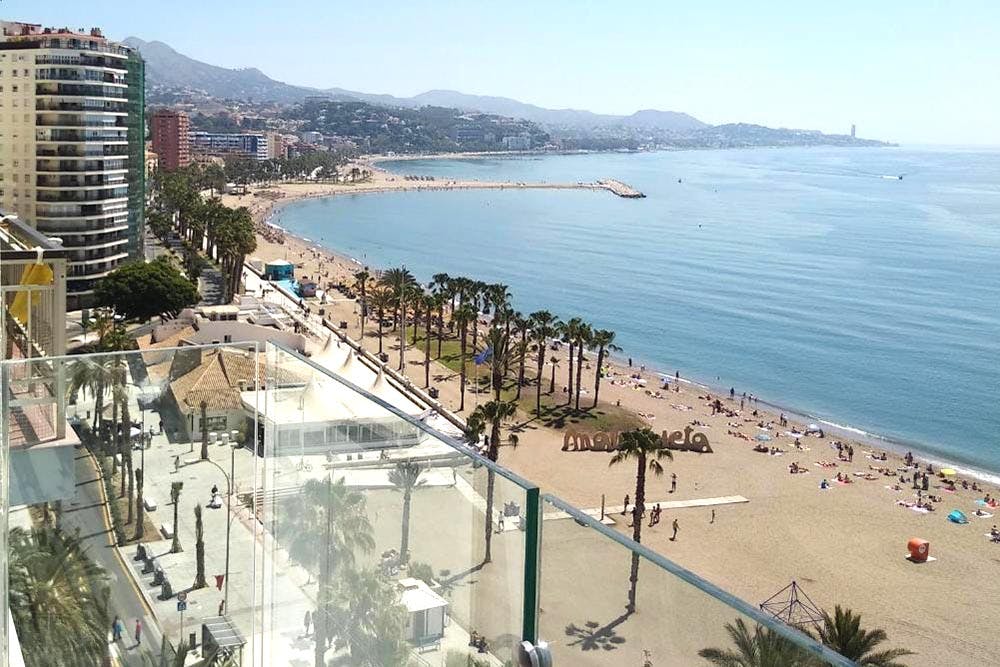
xmin=202 ymin=442 xmax=239 ymax=614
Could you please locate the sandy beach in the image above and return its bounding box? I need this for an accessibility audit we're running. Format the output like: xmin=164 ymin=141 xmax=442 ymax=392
xmin=233 ymin=177 xmax=1000 ymax=666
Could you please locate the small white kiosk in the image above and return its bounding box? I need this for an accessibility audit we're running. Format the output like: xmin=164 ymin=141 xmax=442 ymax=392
xmin=397 ymin=577 xmax=449 ymax=647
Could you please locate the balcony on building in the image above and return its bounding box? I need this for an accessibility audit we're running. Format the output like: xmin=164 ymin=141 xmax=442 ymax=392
xmin=0 ymin=338 xmax=855 ymax=667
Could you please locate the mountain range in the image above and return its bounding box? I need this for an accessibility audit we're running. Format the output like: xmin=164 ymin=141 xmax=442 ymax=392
xmin=123 ymin=37 xmax=706 ymax=132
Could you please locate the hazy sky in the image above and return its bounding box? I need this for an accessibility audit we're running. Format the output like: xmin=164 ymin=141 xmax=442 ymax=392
xmin=10 ymin=1 xmax=1000 ymax=144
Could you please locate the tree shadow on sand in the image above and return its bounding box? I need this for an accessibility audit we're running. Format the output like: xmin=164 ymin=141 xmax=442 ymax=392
xmin=564 ymin=609 xmax=633 ymax=652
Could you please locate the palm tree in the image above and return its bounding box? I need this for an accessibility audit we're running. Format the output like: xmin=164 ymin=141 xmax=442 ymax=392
xmin=354 ymin=269 xmax=372 ymax=340
xmin=8 ymin=527 xmax=110 ymax=666
xmin=388 ymin=461 xmax=425 ymax=563
xmin=574 ymin=322 xmax=593 ymax=411
xmin=591 ymin=329 xmax=621 ymax=408
xmin=200 ymin=400 xmax=210 ymax=460
xmin=464 ymin=410 xmax=486 ymax=446
xmin=369 ymin=287 xmax=393 ymax=356
xmin=549 ymin=355 xmax=560 ymax=394
xmin=379 ymin=267 xmax=417 ymax=372
xmin=453 ymin=304 xmax=477 ymax=412
xmin=609 ymin=428 xmax=672 ymax=612
xmin=698 ymin=618 xmax=811 ymax=666
xmin=473 ymin=398 xmax=518 ymax=563
xmin=483 ymin=325 xmax=513 ymax=402
xmin=470 ymin=280 xmax=488 ymax=354
xmin=193 ymin=504 xmax=207 ymax=589
xmin=430 ymin=273 xmax=451 ymax=357
xmin=422 ymin=293 xmax=437 ymax=388
xmin=512 ymin=313 xmax=531 ymax=399
xmin=812 ymin=606 xmax=914 ymax=666
xmin=134 ymin=468 xmax=145 ymax=541
xmin=560 ymin=318 xmax=583 ymax=405
xmin=170 ymin=481 xmax=184 ymax=553
xmin=329 ymin=569 xmax=409 ymax=667
xmin=529 ymin=311 xmax=559 ymax=415
xmin=281 ymin=478 xmax=375 ymax=667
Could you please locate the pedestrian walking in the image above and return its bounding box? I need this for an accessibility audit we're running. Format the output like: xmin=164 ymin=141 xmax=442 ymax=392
xmin=670 ymin=473 xmax=677 ymax=494
xmin=134 ymin=619 xmax=142 ymax=645
xmin=622 ymin=494 xmax=630 ymax=515
xmin=710 ymin=509 xmax=715 ymax=524
xmin=497 ymin=511 xmax=505 ymax=533
xmin=671 ymin=518 xmax=679 ymax=541
xmin=111 ymin=615 xmax=122 ymax=642
xmin=304 ymin=610 xmax=312 ymax=637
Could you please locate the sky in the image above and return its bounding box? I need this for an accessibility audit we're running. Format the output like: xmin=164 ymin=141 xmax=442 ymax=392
xmin=9 ymin=1 xmax=1000 ymax=145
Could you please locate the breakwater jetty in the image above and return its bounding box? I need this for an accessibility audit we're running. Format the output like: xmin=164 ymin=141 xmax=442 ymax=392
xmin=597 ymin=179 xmax=646 ymax=198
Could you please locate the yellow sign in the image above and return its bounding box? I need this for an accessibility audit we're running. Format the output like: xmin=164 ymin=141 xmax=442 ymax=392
xmin=562 ymin=426 xmax=712 ymax=453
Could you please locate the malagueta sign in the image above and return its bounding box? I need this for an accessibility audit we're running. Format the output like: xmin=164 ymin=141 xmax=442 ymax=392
xmin=562 ymin=425 xmax=712 ymax=453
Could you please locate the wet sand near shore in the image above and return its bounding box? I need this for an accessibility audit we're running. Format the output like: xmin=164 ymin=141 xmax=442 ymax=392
xmin=233 ymin=182 xmax=999 ymax=666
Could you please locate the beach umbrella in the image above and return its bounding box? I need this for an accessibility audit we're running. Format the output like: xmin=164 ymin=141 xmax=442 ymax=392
xmin=940 ymin=468 xmax=957 ymax=477
xmin=755 ymin=433 xmax=772 ymax=442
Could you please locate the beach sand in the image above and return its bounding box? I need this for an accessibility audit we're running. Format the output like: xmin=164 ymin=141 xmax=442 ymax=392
xmin=238 ymin=182 xmax=999 ymax=667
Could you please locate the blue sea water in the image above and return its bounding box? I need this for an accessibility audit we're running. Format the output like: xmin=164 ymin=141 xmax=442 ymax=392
xmin=272 ymin=147 xmax=1000 ymax=473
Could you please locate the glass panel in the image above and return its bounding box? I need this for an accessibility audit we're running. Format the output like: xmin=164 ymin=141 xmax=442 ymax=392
xmin=1 ymin=343 xmax=260 ymax=667
xmin=538 ymin=495 xmax=853 ymax=667
xmin=257 ymin=341 xmax=537 ymax=666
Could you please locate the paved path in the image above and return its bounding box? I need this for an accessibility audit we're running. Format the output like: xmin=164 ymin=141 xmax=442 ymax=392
xmin=60 ymin=451 xmax=164 ymax=666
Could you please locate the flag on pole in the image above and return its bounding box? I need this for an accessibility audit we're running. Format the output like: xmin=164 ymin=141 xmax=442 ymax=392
xmin=215 ymin=574 xmax=225 ymax=591
xmin=474 ymin=346 xmax=493 ymax=365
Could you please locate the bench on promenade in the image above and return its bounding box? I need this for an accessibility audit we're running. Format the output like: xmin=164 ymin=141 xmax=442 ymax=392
xmin=144 ymin=497 xmax=157 ymax=511
xmin=160 ymin=522 xmax=174 ymax=538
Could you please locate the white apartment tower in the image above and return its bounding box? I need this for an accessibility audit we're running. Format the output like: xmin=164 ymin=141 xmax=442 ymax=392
xmin=0 ymin=21 xmax=145 ymax=309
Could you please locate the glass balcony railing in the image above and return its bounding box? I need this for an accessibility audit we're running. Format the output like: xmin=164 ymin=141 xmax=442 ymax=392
xmin=0 ymin=341 xmax=853 ymax=667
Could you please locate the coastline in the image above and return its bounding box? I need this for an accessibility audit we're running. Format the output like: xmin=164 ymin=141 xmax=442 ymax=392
xmin=240 ymin=180 xmax=1000 ymax=665
xmin=255 ymin=182 xmax=998 ymax=485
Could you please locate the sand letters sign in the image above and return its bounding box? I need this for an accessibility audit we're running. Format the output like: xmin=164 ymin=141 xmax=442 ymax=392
xmin=562 ymin=426 xmax=712 ymax=453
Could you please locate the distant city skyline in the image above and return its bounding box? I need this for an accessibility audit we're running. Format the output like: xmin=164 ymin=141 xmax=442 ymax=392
xmin=10 ymin=1 xmax=1000 ymax=145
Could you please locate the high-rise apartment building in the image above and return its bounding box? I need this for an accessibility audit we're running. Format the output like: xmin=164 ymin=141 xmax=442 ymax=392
xmin=150 ymin=108 xmax=190 ymax=171
xmin=0 ymin=21 xmax=145 ymax=310
xmin=190 ymin=131 xmax=268 ymax=161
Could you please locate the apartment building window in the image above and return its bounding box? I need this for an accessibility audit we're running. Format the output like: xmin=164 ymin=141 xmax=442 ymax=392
xmin=11 ymin=84 xmax=17 ymax=92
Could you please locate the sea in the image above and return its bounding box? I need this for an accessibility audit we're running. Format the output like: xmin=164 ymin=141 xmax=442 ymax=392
xmin=270 ymin=147 xmax=1000 ymax=477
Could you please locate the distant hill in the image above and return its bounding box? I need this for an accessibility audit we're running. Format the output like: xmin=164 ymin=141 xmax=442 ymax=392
xmin=123 ymin=37 xmax=704 ymax=132
xmin=122 ymin=37 xmax=321 ymax=103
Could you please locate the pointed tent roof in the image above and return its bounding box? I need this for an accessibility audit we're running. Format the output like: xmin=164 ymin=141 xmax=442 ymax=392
xmin=314 ymin=334 xmax=348 ymax=369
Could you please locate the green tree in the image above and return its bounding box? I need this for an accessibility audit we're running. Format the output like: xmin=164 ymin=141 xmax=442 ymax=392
xmin=591 ymin=329 xmax=622 ymax=408
xmin=574 ymin=321 xmax=593 ymax=410
xmin=529 ymin=311 xmax=559 ymax=415
xmin=200 ymin=401 xmax=210 ymax=460
xmin=472 ymin=398 xmax=518 ymax=564
xmin=354 ymin=269 xmax=372 ymax=340
xmin=329 ymin=569 xmax=410 ymax=667
xmin=560 ymin=318 xmax=584 ymax=406
xmin=512 ymin=313 xmax=531 ymax=400
xmin=193 ymin=504 xmax=207 ymax=589
xmin=453 ymin=303 xmax=477 ymax=412
xmin=95 ymin=256 xmax=199 ymax=322
xmin=369 ymin=286 xmax=393 ymax=356
xmin=379 ymin=267 xmax=418 ymax=372
xmin=609 ymin=428 xmax=672 ymax=612
xmin=8 ymin=527 xmax=110 ymax=667
xmin=430 ymin=273 xmax=451 ymax=358
xmin=134 ymin=467 xmax=145 ymax=541
xmin=170 ymin=481 xmax=184 ymax=553
xmin=698 ymin=618 xmax=811 ymax=666
xmin=281 ymin=478 xmax=375 ymax=667
xmin=812 ymin=606 xmax=913 ymax=666
xmin=388 ymin=461 xmax=425 ymax=563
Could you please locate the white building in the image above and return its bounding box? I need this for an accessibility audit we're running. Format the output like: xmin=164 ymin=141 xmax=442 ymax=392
xmin=0 ymin=22 xmax=145 ymax=309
